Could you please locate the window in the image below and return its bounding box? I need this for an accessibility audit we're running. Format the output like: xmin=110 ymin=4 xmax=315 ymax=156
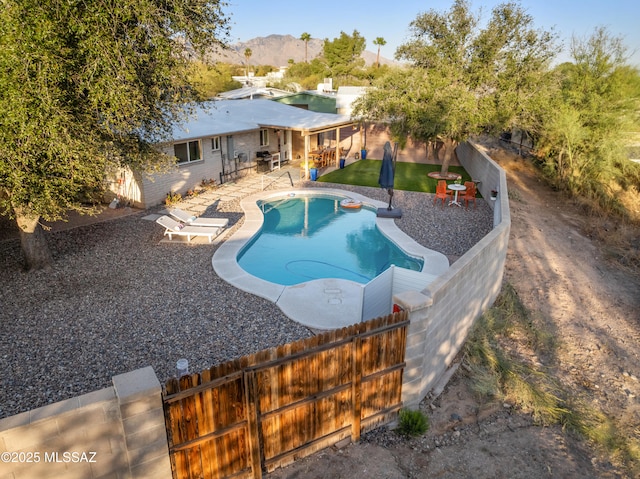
xmin=211 ymin=136 xmax=221 ymax=151
xmin=174 ymin=140 xmax=201 ymax=164
xmin=259 ymin=129 xmax=269 ymax=147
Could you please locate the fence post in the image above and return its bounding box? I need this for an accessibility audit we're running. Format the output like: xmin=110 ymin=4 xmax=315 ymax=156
xmin=244 ymin=370 xmax=263 ymax=478
xmin=113 ymin=366 xmax=173 ymax=479
xmin=351 ymin=336 xmax=363 ymax=442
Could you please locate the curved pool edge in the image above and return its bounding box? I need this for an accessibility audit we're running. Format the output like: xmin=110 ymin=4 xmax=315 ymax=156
xmin=212 ymin=188 xmax=449 ymax=330
xmin=276 ymin=278 xmax=365 ymax=330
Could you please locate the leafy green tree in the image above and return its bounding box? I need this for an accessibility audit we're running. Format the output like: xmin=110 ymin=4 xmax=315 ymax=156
xmin=536 ymin=27 xmax=640 ymax=209
xmin=353 ymin=0 xmax=557 ymax=174
xmin=0 ymin=0 xmax=230 ymax=270
xmin=360 ymin=63 xmax=391 ymax=85
xmin=300 ymin=32 xmax=311 ymax=63
xmin=190 ymin=62 xmax=242 ymax=98
xmin=282 ymin=58 xmax=328 ymax=90
xmin=373 ymin=37 xmax=386 ymax=68
xmin=323 ymin=30 xmax=367 ymax=81
xmin=254 ymin=65 xmax=276 ymax=76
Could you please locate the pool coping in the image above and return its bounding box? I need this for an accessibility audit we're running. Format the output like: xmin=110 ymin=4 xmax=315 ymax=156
xmin=212 ymin=188 xmax=449 ymax=330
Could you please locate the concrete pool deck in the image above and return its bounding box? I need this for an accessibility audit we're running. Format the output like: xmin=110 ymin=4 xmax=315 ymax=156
xmin=212 ymin=188 xmax=449 ymax=330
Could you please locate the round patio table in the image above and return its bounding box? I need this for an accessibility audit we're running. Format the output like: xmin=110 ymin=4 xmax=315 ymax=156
xmin=447 ymin=183 xmax=466 ymax=207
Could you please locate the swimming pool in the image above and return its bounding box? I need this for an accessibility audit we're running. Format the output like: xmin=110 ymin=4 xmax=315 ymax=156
xmin=212 ymin=188 xmax=449 ymax=329
xmin=237 ymin=195 xmax=424 ymax=285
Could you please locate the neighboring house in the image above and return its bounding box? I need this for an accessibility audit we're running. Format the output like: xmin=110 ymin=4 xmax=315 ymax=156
xmin=273 ymin=90 xmax=337 ymax=113
xmin=110 ymin=99 xmax=358 ymax=208
xmin=336 ymin=86 xmax=367 ymax=115
xmin=220 ymin=81 xmax=365 ymax=115
xmin=217 ymin=86 xmax=290 ymax=100
xmin=232 ymin=67 xmax=288 ymax=88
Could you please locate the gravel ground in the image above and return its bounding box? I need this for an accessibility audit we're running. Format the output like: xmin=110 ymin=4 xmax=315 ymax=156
xmin=0 ymin=181 xmax=493 ymax=419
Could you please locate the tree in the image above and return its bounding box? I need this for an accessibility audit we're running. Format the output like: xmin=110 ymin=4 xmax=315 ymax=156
xmin=353 ymin=0 xmax=557 ymax=175
xmin=189 ymin=62 xmax=242 ymax=99
xmin=281 ymin=58 xmax=328 ymax=90
xmin=323 ymin=30 xmax=366 ymax=81
xmin=536 ymin=27 xmax=640 ymax=206
xmin=0 ymin=0 xmax=230 ymax=270
xmin=244 ymin=47 xmax=252 ymax=76
xmin=300 ymin=32 xmax=311 ymax=63
xmin=373 ymin=37 xmax=386 ymax=68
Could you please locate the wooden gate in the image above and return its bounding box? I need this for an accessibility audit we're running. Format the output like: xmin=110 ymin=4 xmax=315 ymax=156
xmin=162 ymin=312 xmax=408 ymax=479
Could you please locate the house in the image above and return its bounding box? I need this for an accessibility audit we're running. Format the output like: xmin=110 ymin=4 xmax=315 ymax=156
xmin=217 ymin=86 xmax=290 ymax=100
xmin=272 ymin=90 xmax=337 ymax=113
xmin=272 ymin=81 xmax=367 ymax=114
xmin=232 ymin=67 xmax=288 ymax=88
xmin=336 ymin=86 xmax=367 ymax=115
xmin=110 ymin=99 xmax=359 ymax=208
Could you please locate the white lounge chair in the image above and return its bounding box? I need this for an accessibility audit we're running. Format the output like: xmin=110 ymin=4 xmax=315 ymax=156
xmin=155 ymin=215 xmax=222 ymax=243
xmin=168 ymin=207 xmax=229 ymax=228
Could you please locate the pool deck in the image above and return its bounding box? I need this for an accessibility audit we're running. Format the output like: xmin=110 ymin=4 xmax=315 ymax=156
xmin=213 ymin=188 xmax=449 ymax=330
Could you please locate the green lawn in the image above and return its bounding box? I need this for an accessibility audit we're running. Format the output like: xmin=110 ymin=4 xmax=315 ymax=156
xmin=317 ymin=160 xmax=472 ymax=194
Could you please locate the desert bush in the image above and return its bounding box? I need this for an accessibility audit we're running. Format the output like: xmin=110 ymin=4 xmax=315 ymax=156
xmin=396 ymin=408 xmax=429 ymax=437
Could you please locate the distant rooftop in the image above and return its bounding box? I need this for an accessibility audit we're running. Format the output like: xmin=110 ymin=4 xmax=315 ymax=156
xmin=217 ymin=86 xmax=290 ymax=100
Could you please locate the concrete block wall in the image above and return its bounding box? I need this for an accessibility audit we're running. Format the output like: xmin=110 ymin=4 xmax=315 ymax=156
xmin=397 ymin=141 xmax=511 ymax=407
xmin=0 ymin=367 xmax=171 ymax=479
xmin=457 ymin=142 xmax=500 ymax=188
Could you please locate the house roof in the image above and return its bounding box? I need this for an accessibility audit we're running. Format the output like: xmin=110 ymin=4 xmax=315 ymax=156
xmin=216 ymin=86 xmax=290 ymax=100
xmin=170 ymin=99 xmax=354 ymax=142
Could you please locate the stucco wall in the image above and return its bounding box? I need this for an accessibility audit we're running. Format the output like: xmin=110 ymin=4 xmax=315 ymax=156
xmin=359 ymin=123 xmax=462 ymax=167
xmin=397 ymin=141 xmax=510 ymax=406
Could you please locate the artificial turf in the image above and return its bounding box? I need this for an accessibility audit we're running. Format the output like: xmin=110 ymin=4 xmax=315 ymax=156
xmin=316 ymin=160 xmax=472 ymax=194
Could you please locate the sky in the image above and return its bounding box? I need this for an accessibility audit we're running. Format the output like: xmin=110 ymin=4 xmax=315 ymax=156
xmin=223 ymin=0 xmax=640 ymax=67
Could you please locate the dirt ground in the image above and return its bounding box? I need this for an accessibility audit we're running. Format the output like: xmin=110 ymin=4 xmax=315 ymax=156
xmin=267 ymin=142 xmax=640 ymax=478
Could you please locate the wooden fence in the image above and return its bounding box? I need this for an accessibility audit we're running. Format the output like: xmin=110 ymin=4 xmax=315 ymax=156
xmin=162 ymin=312 xmax=408 ymax=479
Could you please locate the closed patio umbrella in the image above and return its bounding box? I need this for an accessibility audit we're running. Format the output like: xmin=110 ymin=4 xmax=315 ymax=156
xmin=377 ymin=141 xmax=402 ymax=218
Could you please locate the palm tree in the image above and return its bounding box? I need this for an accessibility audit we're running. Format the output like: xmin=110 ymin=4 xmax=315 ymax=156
xmin=373 ymin=37 xmax=386 ymax=68
xmin=244 ymin=48 xmax=252 ymax=76
xmin=300 ymin=32 xmax=311 ymax=63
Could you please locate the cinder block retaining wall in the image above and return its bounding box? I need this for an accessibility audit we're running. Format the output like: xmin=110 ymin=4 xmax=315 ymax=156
xmin=397 ymin=141 xmax=511 ymax=407
xmin=0 ymin=367 xmax=171 ymax=479
xmin=0 ymin=141 xmax=509 ymax=477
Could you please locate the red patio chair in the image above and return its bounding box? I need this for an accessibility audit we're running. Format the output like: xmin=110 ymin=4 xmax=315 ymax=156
xmin=462 ymin=181 xmax=477 ymax=208
xmin=433 ymin=180 xmax=451 ymax=206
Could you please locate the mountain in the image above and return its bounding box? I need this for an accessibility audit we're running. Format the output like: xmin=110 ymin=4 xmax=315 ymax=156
xmin=208 ymin=34 xmax=397 ymax=67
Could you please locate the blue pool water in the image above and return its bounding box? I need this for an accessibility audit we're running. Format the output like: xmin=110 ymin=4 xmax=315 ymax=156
xmin=237 ymin=195 xmax=423 ymax=285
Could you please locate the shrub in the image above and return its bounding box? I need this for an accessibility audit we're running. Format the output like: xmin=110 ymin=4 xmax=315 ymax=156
xmin=396 ymin=408 xmax=429 ymax=437
xmin=165 ymin=191 xmax=182 ymax=206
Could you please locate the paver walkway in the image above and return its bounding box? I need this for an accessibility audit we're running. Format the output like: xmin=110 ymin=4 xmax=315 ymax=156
xmin=174 ymin=165 xmax=302 ymax=213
